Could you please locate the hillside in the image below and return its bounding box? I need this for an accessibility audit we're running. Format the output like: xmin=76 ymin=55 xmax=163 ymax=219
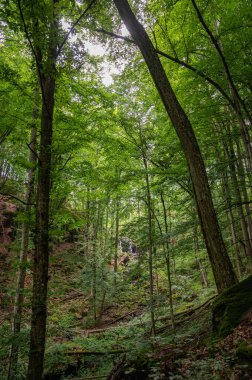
xmin=1 ymin=0 xmax=252 ymax=379
xmin=0 ymin=214 xmax=251 ymax=379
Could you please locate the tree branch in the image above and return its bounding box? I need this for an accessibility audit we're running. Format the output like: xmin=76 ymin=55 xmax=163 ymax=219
xmin=59 ymin=155 xmax=72 ymax=171
xmin=17 ymin=0 xmax=48 ymax=114
xmin=0 ymin=192 xmax=35 ymax=206
xmin=0 ymin=127 xmax=12 ymax=145
xmin=156 ymin=49 xmax=234 ymax=106
xmin=57 ymin=0 xmax=97 ymax=57
xmin=191 ymin=0 xmax=251 ymax=120
xmin=94 ymin=27 xmax=235 ymax=108
xmin=228 ymin=200 xmax=252 ymax=209
xmin=96 ymin=28 xmax=134 ymax=44
xmin=17 ymin=1 xmax=40 ymax=71
xmin=26 ymin=142 xmax=41 ymax=166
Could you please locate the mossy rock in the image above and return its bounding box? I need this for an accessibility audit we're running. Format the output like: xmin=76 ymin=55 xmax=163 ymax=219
xmin=212 ymin=275 xmax=252 ymax=338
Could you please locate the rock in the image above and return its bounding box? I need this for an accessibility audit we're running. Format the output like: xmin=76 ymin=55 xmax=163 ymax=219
xmin=212 ymin=275 xmax=252 ymax=338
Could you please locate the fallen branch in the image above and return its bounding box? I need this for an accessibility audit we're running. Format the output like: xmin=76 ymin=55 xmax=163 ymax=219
xmin=66 ymin=350 xmax=128 ymax=356
xmin=71 ymin=376 xmax=107 ymax=380
xmin=106 ymin=308 xmax=144 ymax=325
xmin=155 ymin=296 xmax=216 ymax=334
xmin=74 ymin=296 xmax=217 ymax=338
xmin=86 ymin=328 xmax=112 ymax=335
xmin=159 ymin=295 xmax=216 ymax=322
xmin=60 ymin=288 xmax=87 ymax=302
xmin=177 ymin=295 xmax=216 ymax=315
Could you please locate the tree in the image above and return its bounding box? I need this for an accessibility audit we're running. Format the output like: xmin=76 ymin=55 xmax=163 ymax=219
xmin=190 ymin=0 xmax=252 ymax=172
xmin=8 ymin=87 xmax=38 ymax=380
xmin=24 ymin=3 xmax=59 ymax=377
xmin=112 ymin=0 xmax=237 ymax=292
xmin=12 ymin=1 xmax=98 ymax=377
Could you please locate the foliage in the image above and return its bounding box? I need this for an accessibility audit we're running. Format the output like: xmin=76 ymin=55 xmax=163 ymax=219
xmin=0 ymin=0 xmax=251 ymax=378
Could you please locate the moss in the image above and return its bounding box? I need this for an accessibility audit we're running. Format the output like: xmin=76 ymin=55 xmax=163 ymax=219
xmin=212 ymin=275 xmax=252 ymax=338
xmin=236 ymin=340 xmax=252 ymax=360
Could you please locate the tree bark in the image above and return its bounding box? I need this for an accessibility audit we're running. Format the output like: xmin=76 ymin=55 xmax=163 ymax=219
xmin=113 ymin=0 xmax=237 ymax=292
xmin=27 ymin=15 xmax=58 ymax=380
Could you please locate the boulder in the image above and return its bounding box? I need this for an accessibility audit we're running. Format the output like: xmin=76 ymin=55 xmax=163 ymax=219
xmin=212 ymin=275 xmax=252 ymax=338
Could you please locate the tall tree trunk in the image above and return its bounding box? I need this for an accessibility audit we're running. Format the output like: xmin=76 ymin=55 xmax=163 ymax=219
xmin=136 ymin=199 xmax=143 ymax=287
xmin=104 ymin=201 xmax=109 ymax=250
xmin=150 ymin=200 xmax=175 ymax=327
xmin=113 ymin=0 xmax=237 ymax=292
xmin=214 ymin=124 xmax=244 ymax=277
xmin=98 ymin=201 xmax=108 ymax=318
xmin=221 ymin=159 xmax=244 ymax=278
xmin=143 ymin=154 xmax=156 ymax=335
xmin=192 ymin=0 xmax=252 ymax=171
xmin=160 ymin=192 xmax=175 ymax=329
xmin=193 ymin=219 xmax=208 ymax=288
xmin=84 ymin=187 xmax=91 ymax=246
xmin=236 ymin=141 xmax=252 ymax=243
xmin=226 ymin=209 xmax=243 ymax=279
xmin=27 ymin=16 xmax=58 ymax=380
xmin=113 ymin=198 xmax=120 ymax=290
xmin=92 ymin=201 xmax=100 ymax=322
xmin=8 ymin=90 xmax=38 ymax=380
xmin=222 ymin=129 xmax=252 ymax=265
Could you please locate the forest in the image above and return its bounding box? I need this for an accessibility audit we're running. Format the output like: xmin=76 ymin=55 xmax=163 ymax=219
xmin=0 ymin=0 xmax=252 ymax=379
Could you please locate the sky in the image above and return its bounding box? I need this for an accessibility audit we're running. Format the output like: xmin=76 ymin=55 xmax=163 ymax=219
xmin=64 ymin=17 xmax=129 ymax=86
xmin=84 ymin=40 xmax=119 ymax=86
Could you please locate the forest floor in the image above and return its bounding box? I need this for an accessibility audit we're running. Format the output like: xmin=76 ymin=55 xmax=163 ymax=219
xmin=38 ymin=244 xmax=252 ymax=379
xmin=0 ymin=237 xmax=252 ymax=379
xmin=41 ymin=289 xmax=252 ymax=380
